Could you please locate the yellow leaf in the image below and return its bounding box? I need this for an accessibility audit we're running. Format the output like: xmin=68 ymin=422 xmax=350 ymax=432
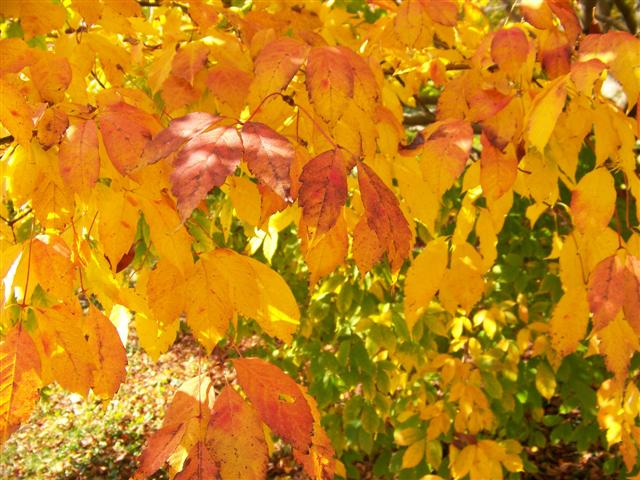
xmin=96 ymin=185 xmax=139 ymax=271
xmin=598 ymin=315 xmax=640 ymax=384
xmin=394 ymin=427 xmax=422 ymax=446
xmin=404 ymin=237 xmax=449 ymax=332
xmin=402 ymin=439 xmax=425 ymax=469
xmin=525 ymin=75 xmax=568 ymax=152
xmin=550 ymin=288 xmax=590 ymax=357
xmin=570 ymin=168 xmax=616 ymax=234
xmin=139 ymin=193 xmax=194 ymax=275
xmin=451 ymin=444 xmax=476 ymax=479
xmin=535 ymin=362 xmax=556 ymax=400
xmin=228 ymin=176 xmax=261 ymax=227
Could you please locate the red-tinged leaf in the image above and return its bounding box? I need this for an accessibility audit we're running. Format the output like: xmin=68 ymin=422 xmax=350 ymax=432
xmin=0 ymin=326 xmax=42 ymax=443
xmin=143 ymin=112 xmax=220 ymax=165
xmin=353 ymin=216 xmax=385 ymax=274
xmin=306 ymin=46 xmax=354 ymax=125
xmin=520 ymin=0 xmax=555 ymax=30
xmin=588 ymin=254 xmax=627 ymax=331
xmin=570 ymin=59 xmax=607 ymax=96
xmin=250 ymin=37 xmax=309 ymax=101
xmin=420 ymin=120 xmax=473 ymax=197
xmin=299 ymin=150 xmax=348 ymax=236
xmin=135 ymin=375 xmax=215 ymax=477
xmin=84 ymin=306 xmax=127 ymax=399
xmin=624 ymin=255 xmax=640 ymax=334
xmin=358 ymin=163 xmax=412 ymax=272
xmin=548 ymin=0 xmax=581 ymax=43
xmin=491 ymin=27 xmax=529 ymax=77
xmin=98 ymin=102 xmax=160 ymax=175
xmin=293 ymin=388 xmax=336 ymax=480
xmin=578 ymin=32 xmax=640 ymax=103
xmin=467 ymin=89 xmax=512 ymax=122
xmin=480 ymin=132 xmax=517 ymax=200
xmin=170 ymin=125 xmax=244 ymax=220
xmin=205 ymin=64 xmax=251 ymax=116
xmin=171 ymin=41 xmax=209 ymax=85
xmin=540 ymin=28 xmax=571 ymax=79
xmin=241 ymin=122 xmax=294 ymax=200
xmin=135 ymin=423 xmax=188 ymax=478
xmin=205 ymin=386 xmax=268 ymax=480
xmin=30 ymin=54 xmax=71 ymax=104
xmin=424 ymin=0 xmax=458 ymax=26
xmin=174 ymin=442 xmax=219 ymax=480
xmin=58 ymin=119 xmax=100 ymax=195
xmin=233 ymin=358 xmax=314 ymax=451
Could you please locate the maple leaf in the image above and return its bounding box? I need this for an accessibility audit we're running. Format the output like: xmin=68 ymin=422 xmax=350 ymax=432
xmin=233 ymin=357 xmax=314 ymax=451
xmin=170 ymin=124 xmax=244 ymax=220
xmin=241 ymin=122 xmax=294 ymax=200
xmin=58 ymin=119 xmax=100 ymax=196
xmin=357 ymin=162 xmax=412 ymax=272
xmin=143 ymin=112 xmax=220 ymax=165
xmin=299 ymin=149 xmax=349 ymax=237
xmin=205 ymin=385 xmax=268 ymax=480
xmin=0 ymin=326 xmax=42 ymax=443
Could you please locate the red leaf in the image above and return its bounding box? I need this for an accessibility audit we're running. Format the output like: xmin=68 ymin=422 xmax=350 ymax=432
xmin=299 ymin=149 xmax=348 ymax=236
xmin=143 ymin=112 xmax=220 ymax=165
xmin=357 ymin=163 xmax=412 ymax=272
xmin=241 ymin=122 xmax=294 ymax=200
xmin=588 ymin=254 xmax=627 ymax=331
xmin=233 ymin=358 xmax=314 ymax=451
xmin=170 ymin=125 xmax=244 ymax=220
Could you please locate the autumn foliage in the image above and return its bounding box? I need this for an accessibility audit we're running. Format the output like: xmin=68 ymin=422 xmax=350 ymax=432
xmin=1 ymin=0 xmax=640 ymax=478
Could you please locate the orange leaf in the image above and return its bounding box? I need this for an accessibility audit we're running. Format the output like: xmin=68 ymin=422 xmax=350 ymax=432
xmin=491 ymin=27 xmax=529 ymax=77
xmin=58 ymin=119 xmax=100 ymax=195
xmin=525 ymin=76 xmax=567 ymax=152
xmin=0 ymin=326 xmax=42 ymax=443
xmin=84 ymin=306 xmax=127 ymax=399
xmin=299 ymin=149 xmax=348 ymax=236
xmin=623 ymin=255 xmax=640 ymax=334
xmin=233 ymin=357 xmax=314 ymax=451
xmin=588 ymin=254 xmax=627 ymax=331
xmin=98 ymin=102 xmax=160 ymax=175
xmin=242 ymin=122 xmax=294 ymax=200
xmin=205 ymin=385 xmax=268 ymax=480
xmin=31 ymin=235 xmax=75 ymax=300
xmin=174 ymin=442 xmax=219 ymax=480
xmin=30 ymin=53 xmax=71 ymax=104
xmin=570 ymin=168 xmax=615 ymax=234
xmin=171 ymin=41 xmax=209 ymax=85
xmin=36 ymin=106 xmax=69 ymax=148
xmin=170 ymin=124 xmax=244 ymax=220
xmin=205 ymin=64 xmax=251 ymax=116
xmin=480 ymin=132 xmax=517 ymax=200
xmin=250 ymin=37 xmax=309 ymax=103
xmin=358 ymin=162 xmax=412 ymax=272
